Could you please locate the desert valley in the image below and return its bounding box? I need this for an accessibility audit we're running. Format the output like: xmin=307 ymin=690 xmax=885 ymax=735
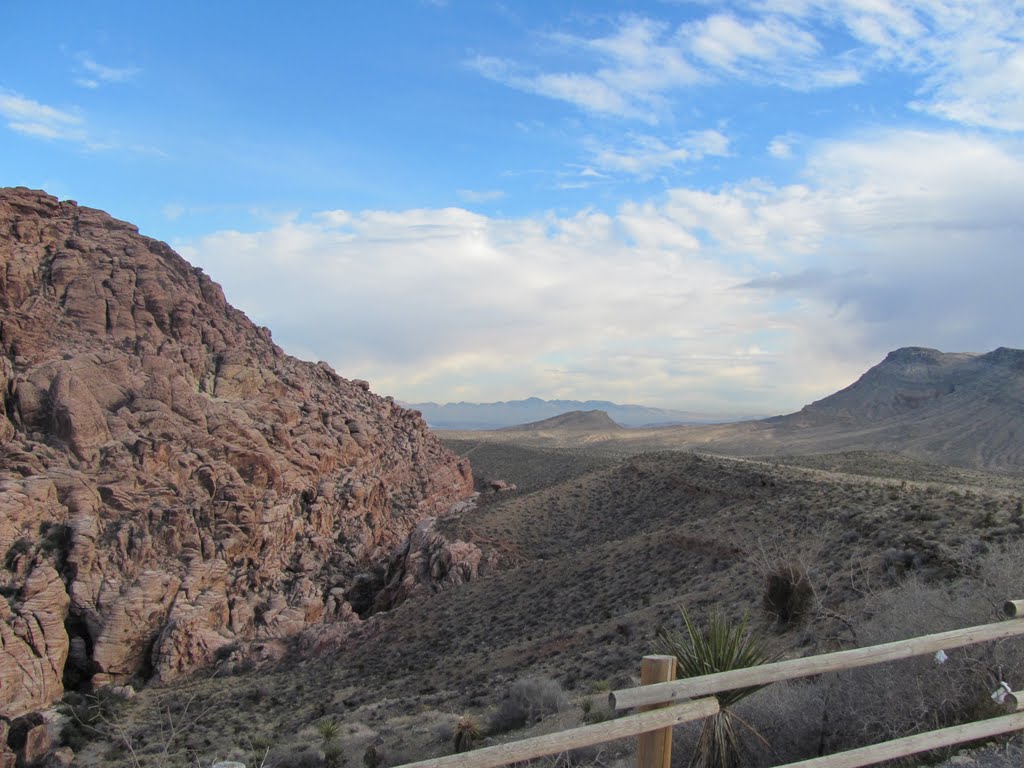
xmin=1 ymin=186 xmax=1023 ymax=768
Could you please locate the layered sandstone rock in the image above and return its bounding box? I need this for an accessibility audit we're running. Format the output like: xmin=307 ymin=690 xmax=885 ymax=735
xmin=372 ymin=516 xmax=496 ymax=614
xmin=0 ymin=187 xmax=474 ymax=716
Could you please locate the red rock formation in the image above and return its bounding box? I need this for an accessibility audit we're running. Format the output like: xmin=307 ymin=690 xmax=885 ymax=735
xmin=0 ymin=188 xmax=474 ymax=716
xmin=373 ymin=516 xmax=496 ymax=614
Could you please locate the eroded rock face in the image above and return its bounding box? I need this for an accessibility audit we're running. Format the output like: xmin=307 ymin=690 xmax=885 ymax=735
xmin=372 ymin=516 xmax=496 ymax=614
xmin=0 ymin=187 xmax=474 ymax=715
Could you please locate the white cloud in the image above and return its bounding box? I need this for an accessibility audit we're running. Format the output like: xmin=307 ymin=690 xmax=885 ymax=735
xmin=588 ymin=129 xmax=730 ymax=177
xmin=163 ymin=203 xmax=186 ymax=220
xmin=179 ymin=129 xmax=1024 ymax=413
xmin=767 ymin=0 xmax=1024 ymax=130
xmin=0 ymin=89 xmax=84 ymax=142
xmin=469 ymin=12 xmax=861 ymax=121
xmin=685 ymin=13 xmax=817 ymax=68
xmin=468 ymin=17 xmax=703 ymax=121
xmin=0 ymin=87 xmax=163 ymax=154
xmin=76 ymin=54 xmax=140 ymax=86
xmin=681 ymin=12 xmax=861 ymax=88
xmin=471 ymin=2 xmax=1024 ymax=130
xmin=468 ymin=55 xmax=649 ymax=120
xmin=768 ymin=135 xmax=794 ymax=158
xmin=179 ymin=204 xmax=773 ymax=410
xmin=457 ymin=188 xmax=506 ymax=203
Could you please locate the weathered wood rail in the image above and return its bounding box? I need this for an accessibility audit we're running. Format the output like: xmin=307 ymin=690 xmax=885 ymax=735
xmin=395 ymin=600 xmax=1024 ymax=768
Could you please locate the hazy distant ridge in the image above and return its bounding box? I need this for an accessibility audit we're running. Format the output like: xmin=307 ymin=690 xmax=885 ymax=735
xmin=500 ymin=409 xmax=623 ymax=432
xmin=406 ymin=397 xmax=749 ymax=429
xmin=442 ymin=347 xmax=1024 ymax=473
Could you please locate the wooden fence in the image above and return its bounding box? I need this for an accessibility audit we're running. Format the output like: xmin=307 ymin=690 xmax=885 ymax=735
xmin=396 ymin=600 xmax=1024 ymax=768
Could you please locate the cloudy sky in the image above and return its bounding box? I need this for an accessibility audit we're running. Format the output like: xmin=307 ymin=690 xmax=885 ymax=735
xmin=2 ymin=2 xmax=1022 ymax=414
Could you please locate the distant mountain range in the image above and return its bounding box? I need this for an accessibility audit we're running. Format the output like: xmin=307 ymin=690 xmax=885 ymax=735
xmin=483 ymin=346 xmax=1024 ymax=473
xmin=404 ymin=397 xmax=754 ymax=429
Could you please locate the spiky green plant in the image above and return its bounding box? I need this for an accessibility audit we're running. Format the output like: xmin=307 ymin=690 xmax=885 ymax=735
xmin=324 ymin=741 xmax=345 ymax=768
xmin=452 ymin=714 xmax=482 ymax=754
xmin=653 ymin=608 xmax=779 ymax=768
xmin=315 ymin=718 xmax=341 ymax=743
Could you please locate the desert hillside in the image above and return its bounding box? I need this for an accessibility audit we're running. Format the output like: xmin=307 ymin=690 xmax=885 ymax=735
xmin=67 ymin=440 xmax=1024 ymax=767
xmin=0 ymin=187 xmax=474 ymax=720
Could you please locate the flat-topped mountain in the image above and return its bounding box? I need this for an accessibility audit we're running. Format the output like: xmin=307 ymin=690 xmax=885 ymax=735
xmin=776 ymin=346 xmax=1020 ymax=426
xmin=747 ymin=345 xmax=1024 ymax=469
xmin=500 ymin=409 xmax=623 ymax=432
xmin=0 ymin=188 xmax=474 ymax=717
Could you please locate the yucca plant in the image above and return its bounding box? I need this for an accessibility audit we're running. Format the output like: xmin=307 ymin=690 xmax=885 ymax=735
xmin=315 ymin=718 xmax=341 ymax=743
xmin=653 ymin=608 xmax=779 ymax=768
xmin=452 ymin=714 xmax=482 ymax=753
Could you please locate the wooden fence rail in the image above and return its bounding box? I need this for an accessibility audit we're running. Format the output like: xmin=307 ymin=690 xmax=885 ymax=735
xmin=393 ymin=600 xmax=1024 ymax=768
xmin=775 ymin=704 xmax=1024 ymax=768
xmin=610 ymin=617 xmax=1024 ymax=710
xmin=395 ymin=697 xmax=718 ymax=768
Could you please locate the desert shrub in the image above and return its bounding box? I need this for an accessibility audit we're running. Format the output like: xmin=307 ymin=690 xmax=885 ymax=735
xmin=579 ymin=695 xmax=593 ymax=716
xmin=654 ymin=609 xmax=779 ymax=768
xmin=38 ymin=522 xmax=72 ymax=557
xmin=247 ymin=734 xmax=273 ymax=766
xmin=578 ymin=692 xmax=617 ymax=725
xmin=820 ymin=575 xmax=1016 ymax=750
xmin=552 ymin=745 xmax=603 ymax=766
xmin=728 ymin=549 xmax=1024 ymax=767
xmin=323 ymin=742 xmax=344 ymax=768
xmin=435 ymin=721 xmax=454 ymax=744
xmin=4 ymin=537 xmax=32 ymax=571
xmin=489 ymin=676 xmax=567 ymax=734
xmin=732 ymin=679 xmax=831 ymax=766
xmin=59 ymin=687 xmax=126 ymax=744
xmin=763 ymin=564 xmax=812 ymax=627
xmin=269 ymin=746 xmax=324 ymax=768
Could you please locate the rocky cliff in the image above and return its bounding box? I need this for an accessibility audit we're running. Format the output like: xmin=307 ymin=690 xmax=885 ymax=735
xmin=0 ymin=187 xmax=475 ymax=717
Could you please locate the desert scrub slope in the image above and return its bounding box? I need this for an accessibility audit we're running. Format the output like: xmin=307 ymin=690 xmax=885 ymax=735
xmin=69 ymin=449 xmax=1024 ymax=767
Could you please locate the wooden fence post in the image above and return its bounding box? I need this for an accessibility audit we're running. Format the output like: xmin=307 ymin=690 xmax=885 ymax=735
xmin=637 ymin=654 xmax=678 ymax=768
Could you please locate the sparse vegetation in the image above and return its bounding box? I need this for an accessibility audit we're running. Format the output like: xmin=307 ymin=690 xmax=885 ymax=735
xmin=65 ymin=443 xmax=1024 ymax=768
xmin=490 ymin=676 xmax=568 ymax=734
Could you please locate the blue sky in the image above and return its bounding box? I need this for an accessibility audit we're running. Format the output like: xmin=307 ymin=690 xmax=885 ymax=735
xmin=2 ymin=1 xmax=1023 ymax=414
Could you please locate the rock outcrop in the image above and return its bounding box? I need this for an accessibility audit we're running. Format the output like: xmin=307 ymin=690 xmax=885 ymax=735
xmin=371 ymin=517 xmax=496 ymax=614
xmin=0 ymin=187 xmax=474 ymax=716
